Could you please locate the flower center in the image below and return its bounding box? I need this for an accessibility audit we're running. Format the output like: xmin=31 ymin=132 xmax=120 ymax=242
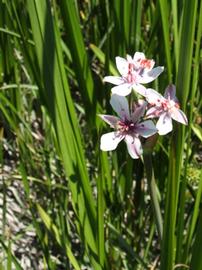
xmin=126 ymin=63 xmax=137 ymax=83
xmin=161 ymin=100 xmax=180 ymax=112
xmin=126 ymin=58 xmax=153 ymax=83
xmin=117 ymin=120 xmax=135 ymax=134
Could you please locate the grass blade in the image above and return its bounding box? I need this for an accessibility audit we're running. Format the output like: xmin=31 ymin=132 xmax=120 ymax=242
xmin=26 ymin=0 xmax=98 ymax=260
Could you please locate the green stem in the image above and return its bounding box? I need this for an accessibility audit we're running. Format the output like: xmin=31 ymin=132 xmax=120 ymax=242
xmin=143 ymin=153 xmax=163 ymax=242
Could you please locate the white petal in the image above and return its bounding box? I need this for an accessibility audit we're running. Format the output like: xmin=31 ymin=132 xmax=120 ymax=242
xmin=146 ymin=106 xmax=161 ymax=118
xmin=156 ymin=113 xmax=173 ymax=135
xmin=132 ymin=84 xmax=147 ymax=96
xmin=164 ymin=84 xmax=178 ymax=102
xmin=126 ymin=54 xmax=133 ymax=62
xmin=131 ymin=100 xmax=147 ymax=123
xmin=110 ymin=94 xmax=130 ymax=119
xmin=137 ymin=66 xmax=164 ymax=84
xmin=133 ymin=52 xmax=145 ymax=62
xmin=115 ymin=56 xmax=128 ymax=76
xmin=164 ymin=84 xmax=175 ymax=98
xmin=125 ymin=135 xmax=142 ymax=159
xmin=99 ymin=114 xmax=120 ymax=128
xmin=111 ymin=83 xmax=132 ymax=96
xmin=100 ymin=132 xmax=123 ymax=151
xmin=103 ymin=76 xmax=124 ymax=85
xmin=171 ymin=108 xmax=188 ymax=125
xmin=135 ymin=120 xmax=158 ymax=138
xmin=145 ymin=88 xmax=164 ymax=105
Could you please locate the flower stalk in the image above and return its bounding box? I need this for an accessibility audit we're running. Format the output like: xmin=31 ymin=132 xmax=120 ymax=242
xmin=143 ymin=150 xmax=163 ymax=242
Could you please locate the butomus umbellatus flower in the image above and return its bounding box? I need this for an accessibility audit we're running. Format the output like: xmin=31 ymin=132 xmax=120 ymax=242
xmin=145 ymin=84 xmax=188 ymax=135
xmin=103 ymin=52 xmax=164 ymax=97
xmin=99 ymin=94 xmax=158 ymax=159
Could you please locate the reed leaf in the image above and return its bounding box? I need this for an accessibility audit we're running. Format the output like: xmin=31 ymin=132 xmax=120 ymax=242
xmin=26 ymin=0 xmax=98 ymax=262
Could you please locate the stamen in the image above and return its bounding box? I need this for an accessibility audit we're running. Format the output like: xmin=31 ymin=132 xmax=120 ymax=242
xmin=175 ymin=103 xmax=180 ymax=109
xmin=140 ymin=59 xmax=153 ymax=69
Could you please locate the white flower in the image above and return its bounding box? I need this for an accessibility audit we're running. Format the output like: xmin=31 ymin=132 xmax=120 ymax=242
xmin=145 ymin=84 xmax=188 ymax=135
xmin=99 ymin=94 xmax=158 ymax=159
xmin=103 ymin=52 xmax=164 ymax=97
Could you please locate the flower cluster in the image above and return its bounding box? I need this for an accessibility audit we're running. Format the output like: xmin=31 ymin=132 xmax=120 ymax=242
xmin=99 ymin=52 xmax=188 ymax=159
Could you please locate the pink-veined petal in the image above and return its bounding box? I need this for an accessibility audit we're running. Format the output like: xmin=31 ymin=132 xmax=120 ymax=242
xmin=164 ymin=84 xmax=178 ymax=102
xmin=133 ymin=52 xmax=145 ymax=62
xmin=100 ymin=132 xmax=124 ymax=151
xmin=131 ymin=100 xmax=147 ymax=123
xmin=115 ymin=56 xmax=128 ymax=76
xmin=171 ymin=108 xmax=188 ymax=125
xmin=145 ymin=88 xmax=164 ymax=105
xmin=103 ymin=76 xmax=124 ymax=85
xmin=156 ymin=113 xmax=173 ymax=135
xmin=98 ymin=114 xmax=120 ymax=128
xmin=111 ymin=83 xmax=132 ymax=96
xmin=132 ymin=83 xmax=147 ymax=96
xmin=110 ymin=94 xmax=130 ymax=119
xmin=135 ymin=120 xmax=158 ymax=138
xmin=125 ymin=135 xmax=142 ymax=159
xmin=146 ymin=106 xmax=162 ymax=118
xmin=137 ymin=66 xmax=164 ymax=84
